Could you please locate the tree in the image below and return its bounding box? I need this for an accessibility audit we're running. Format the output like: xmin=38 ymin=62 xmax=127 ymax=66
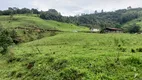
xmin=0 ymin=10 xmax=2 ymax=15
xmin=2 ymin=10 xmax=12 ymax=15
xmin=40 ymin=9 xmax=62 ymax=21
xmin=94 ymin=10 xmax=98 ymax=14
xmin=127 ymin=6 xmax=132 ymax=10
xmin=39 ymin=11 xmax=47 ymax=19
xmin=31 ymin=8 xmax=39 ymax=14
xmin=101 ymin=9 xmax=104 ymax=13
xmin=20 ymin=8 xmax=31 ymax=14
xmin=0 ymin=26 xmax=13 ymax=55
xmin=128 ymin=24 xmax=141 ymax=33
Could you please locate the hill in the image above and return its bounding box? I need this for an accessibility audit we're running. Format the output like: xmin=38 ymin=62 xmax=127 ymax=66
xmin=1 ymin=7 xmax=142 ymax=32
xmin=0 ymin=15 xmax=88 ymax=43
xmin=0 ymin=8 xmax=142 ymax=80
xmin=0 ymin=15 xmax=88 ymax=31
xmin=39 ymin=8 xmax=142 ymax=30
xmin=0 ymin=33 xmax=142 ymax=79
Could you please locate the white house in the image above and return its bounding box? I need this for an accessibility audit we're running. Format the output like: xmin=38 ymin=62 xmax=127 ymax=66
xmin=90 ymin=28 xmax=100 ymax=33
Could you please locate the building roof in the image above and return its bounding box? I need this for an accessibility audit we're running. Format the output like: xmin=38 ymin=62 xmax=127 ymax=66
xmin=105 ymin=27 xmax=122 ymax=31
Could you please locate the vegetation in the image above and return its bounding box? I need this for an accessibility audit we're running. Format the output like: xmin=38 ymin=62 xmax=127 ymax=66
xmin=0 ymin=27 xmax=13 ymax=54
xmin=123 ymin=24 xmax=141 ymax=33
xmin=0 ymin=15 xmax=87 ymax=31
xmin=0 ymin=14 xmax=87 ymax=54
xmin=0 ymin=7 xmax=142 ymax=80
xmin=39 ymin=8 xmax=142 ymax=31
xmin=128 ymin=24 xmax=141 ymax=33
xmin=122 ymin=16 xmax=142 ymax=31
xmin=0 ymin=15 xmax=88 ymax=43
xmin=1 ymin=7 xmax=142 ymax=33
xmin=0 ymin=33 xmax=142 ymax=79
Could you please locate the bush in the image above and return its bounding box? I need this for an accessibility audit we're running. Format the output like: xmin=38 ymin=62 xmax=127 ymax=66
xmin=60 ymin=68 xmax=86 ymax=80
xmin=131 ymin=49 xmax=136 ymax=53
xmin=136 ymin=48 xmax=142 ymax=52
xmin=52 ymin=59 xmax=68 ymax=71
xmin=119 ymin=47 xmax=127 ymax=52
xmin=128 ymin=24 xmax=140 ymax=33
xmin=0 ymin=28 xmax=13 ymax=54
xmin=123 ymin=57 xmax=142 ymax=66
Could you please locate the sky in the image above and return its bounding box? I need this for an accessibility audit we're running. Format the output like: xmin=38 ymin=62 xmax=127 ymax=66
xmin=0 ymin=0 xmax=142 ymax=16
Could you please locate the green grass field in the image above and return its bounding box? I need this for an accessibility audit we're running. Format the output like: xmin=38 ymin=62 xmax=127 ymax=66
xmin=0 ymin=15 xmax=142 ymax=80
xmin=0 ymin=32 xmax=142 ymax=80
xmin=0 ymin=15 xmax=88 ymax=31
xmin=0 ymin=15 xmax=88 ymax=43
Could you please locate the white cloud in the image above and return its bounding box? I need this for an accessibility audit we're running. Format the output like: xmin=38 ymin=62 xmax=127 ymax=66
xmin=0 ymin=0 xmax=33 ymax=10
xmin=31 ymin=0 xmax=142 ymax=16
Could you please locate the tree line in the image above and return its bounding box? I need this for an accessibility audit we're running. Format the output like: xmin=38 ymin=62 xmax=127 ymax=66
xmin=0 ymin=7 xmax=39 ymax=15
xmin=0 ymin=7 xmax=142 ymax=32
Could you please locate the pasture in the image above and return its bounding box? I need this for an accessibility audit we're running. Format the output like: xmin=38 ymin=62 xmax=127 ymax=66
xmin=0 ymin=15 xmax=88 ymax=31
xmin=0 ymin=32 xmax=142 ymax=80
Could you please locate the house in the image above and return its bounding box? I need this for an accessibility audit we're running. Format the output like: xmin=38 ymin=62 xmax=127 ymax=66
xmin=103 ymin=27 xmax=123 ymax=33
xmin=90 ymin=28 xmax=100 ymax=33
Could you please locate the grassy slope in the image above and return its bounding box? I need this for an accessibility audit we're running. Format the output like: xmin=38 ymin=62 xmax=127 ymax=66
xmin=0 ymin=15 xmax=142 ymax=79
xmin=0 ymin=33 xmax=142 ymax=80
xmin=0 ymin=15 xmax=88 ymax=31
xmin=122 ymin=17 xmax=142 ymax=30
xmin=0 ymin=15 xmax=88 ymax=42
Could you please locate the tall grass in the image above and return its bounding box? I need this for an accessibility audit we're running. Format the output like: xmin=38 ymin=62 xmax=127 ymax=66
xmin=0 ymin=33 xmax=141 ymax=79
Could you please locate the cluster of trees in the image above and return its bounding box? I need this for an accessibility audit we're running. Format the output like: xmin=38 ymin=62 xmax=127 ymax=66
xmin=0 ymin=7 xmax=63 ymax=21
xmin=0 ymin=7 xmax=39 ymax=15
xmin=123 ymin=24 xmax=141 ymax=33
xmin=65 ymin=8 xmax=141 ymax=28
xmin=128 ymin=24 xmax=141 ymax=33
xmin=40 ymin=9 xmax=62 ymax=21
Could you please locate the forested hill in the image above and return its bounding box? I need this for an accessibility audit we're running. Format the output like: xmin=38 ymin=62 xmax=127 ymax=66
xmin=39 ymin=8 xmax=142 ymax=29
xmin=71 ymin=8 xmax=142 ymax=28
xmin=62 ymin=8 xmax=142 ymax=29
xmin=1 ymin=7 xmax=142 ymax=32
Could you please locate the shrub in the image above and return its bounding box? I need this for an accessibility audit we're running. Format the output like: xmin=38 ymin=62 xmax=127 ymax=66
xmin=119 ymin=47 xmax=127 ymax=52
xmin=131 ymin=49 xmax=136 ymax=53
xmin=128 ymin=24 xmax=140 ymax=33
xmin=123 ymin=57 xmax=142 ymax=66
xmin=136 ymin=48 xmax=142 ymax=52
xmin=52 ymin=59 xmax=68 ymax=71
xmin=60 ymin=68 xmax=86 ymax=80
xmin=0 ymin=28 xmax=13 ymax=54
